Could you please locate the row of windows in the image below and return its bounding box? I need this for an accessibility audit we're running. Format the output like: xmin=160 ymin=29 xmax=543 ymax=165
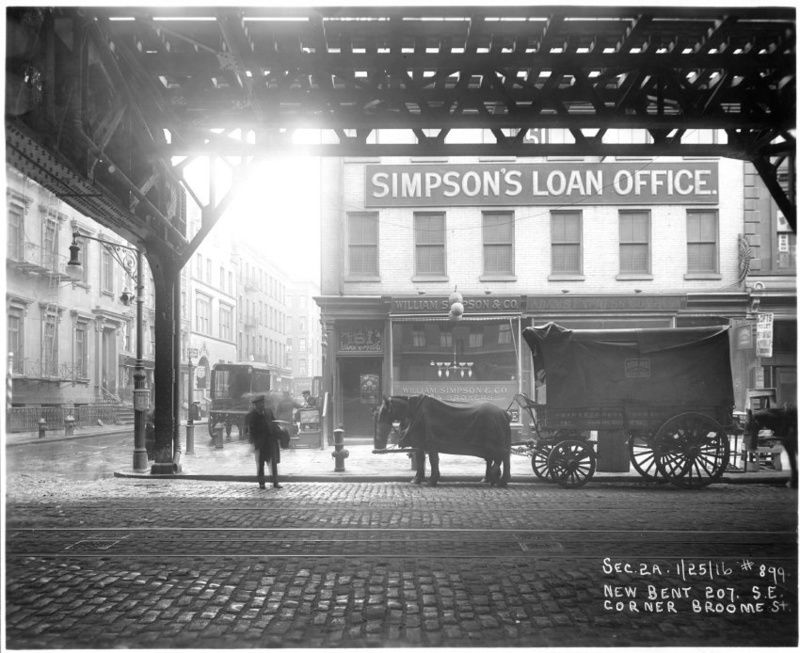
xmin=191 ymin=252 xmax=290 ymax=304
xmin=194 ymin=294 xmax=234 ymax=340
xmin=6 ymin=307 xmax=75 ymax=376
xmin=239 ymin=297 xmax=286 ymax=334
xmin=240 ymin=260 xmax=286 ymax=302
xmin=8 ymin=204 xmax=155 ymax=301
xmin=7 ymin=307 xmax=155 ymax=379
xmin=193 ymin=253 xmax=235 ymax=295
xmin=238 ymin=332 xmax=287 ymax=367
xmin=347 ymin=209 xmax=720 ymax=279
xmin=189 ymin=292 xmax=289 ymax=341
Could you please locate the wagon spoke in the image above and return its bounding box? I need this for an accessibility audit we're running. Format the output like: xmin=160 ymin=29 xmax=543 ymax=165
xmin=628 ymin=433 xmax=664 ymax=480
xmin=658 ymin=450 xmax=690 ymax=478
xmin=654 ymin=413 xmax=730 ymax=489
xmin=531 ymin=443 xmax=554 ymax=480
xmin=547 ymin=440 xmax=596 ymax=489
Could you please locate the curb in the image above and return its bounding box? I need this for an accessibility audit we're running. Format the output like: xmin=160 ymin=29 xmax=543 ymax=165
xmin=6 ymin=422 xmax=211 ymax=447
xmin=113 ymin=470 xmax=792 ymax=486
xmin=6 ymin=428 xmax=131 ymax=447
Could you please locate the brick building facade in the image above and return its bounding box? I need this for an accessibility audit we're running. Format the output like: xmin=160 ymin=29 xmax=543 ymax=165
xmin=316 ymin=155 xmax=795 ymax=440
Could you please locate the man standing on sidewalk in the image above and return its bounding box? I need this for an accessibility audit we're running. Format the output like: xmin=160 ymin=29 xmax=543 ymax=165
xmin=246 ymin=394 xmax=282 ymax=489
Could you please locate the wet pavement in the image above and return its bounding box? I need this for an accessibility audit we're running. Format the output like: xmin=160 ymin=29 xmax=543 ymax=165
xmin=6 ymin=421 xmax=793 ymax=486
xmin=5 ymin=424 xmax=797 ymax=648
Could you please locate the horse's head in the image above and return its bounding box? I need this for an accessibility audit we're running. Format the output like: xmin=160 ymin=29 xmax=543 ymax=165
xmin=374 ymin=396 xmax=410 ymax=450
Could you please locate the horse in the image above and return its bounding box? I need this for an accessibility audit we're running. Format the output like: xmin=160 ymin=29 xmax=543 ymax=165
xmin=745 ymin=405 xmax=797 ymax=488
xmin=375 ymin=395 xmax=511 ymax=487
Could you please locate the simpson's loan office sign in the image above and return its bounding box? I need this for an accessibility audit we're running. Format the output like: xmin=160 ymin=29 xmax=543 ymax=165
xmin=365 ymin=162 xmax=718 ymax=207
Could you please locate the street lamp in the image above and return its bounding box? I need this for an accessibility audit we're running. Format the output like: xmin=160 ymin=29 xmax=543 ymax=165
xmin=68 ymin=232 xmax=149 ymax=472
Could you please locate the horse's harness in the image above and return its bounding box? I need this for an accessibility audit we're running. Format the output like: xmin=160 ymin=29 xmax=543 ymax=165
xmin=377 ymin=398 xmax=411 ymax=449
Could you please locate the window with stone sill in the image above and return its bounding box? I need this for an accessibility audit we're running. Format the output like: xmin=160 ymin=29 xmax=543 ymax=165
xmin=483 ymin=211 xmax=514 ymax=276
xmin=619 ymin=210 xmax=651 ymax=275
xmin=74 ymin=321 xmax=89 ymax=379
xmin=7 ymin=200 xmax=24 ymax=261
xmin=8 ymin=307 xmax=24 ymax=373
xmin=551 ymin=211 xmax=582 ymax=275
xmin=687 ymin=209 xmax=718 ymax=274
xmin=414 ymin=212 xmax=446 ymax=277
xmin=101 ymin=249 xmax=114 ymax=294
xmin=347 ymin=212 xmax=379 ymax=277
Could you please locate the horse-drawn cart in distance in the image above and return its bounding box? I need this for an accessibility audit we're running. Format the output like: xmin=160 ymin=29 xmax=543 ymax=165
xmin=517 ymin=322 xmax=737 ymax=489
xmin=208 ymin=362 xmax=275 ymax=442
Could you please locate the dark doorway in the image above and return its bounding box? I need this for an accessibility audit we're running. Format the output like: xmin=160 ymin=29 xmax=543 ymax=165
xmin=339 ymin=357 xmax=382 ymax=438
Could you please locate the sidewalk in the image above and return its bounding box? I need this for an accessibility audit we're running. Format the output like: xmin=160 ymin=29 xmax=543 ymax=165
xmin=6 ymin=422 xmax=791 ymax=485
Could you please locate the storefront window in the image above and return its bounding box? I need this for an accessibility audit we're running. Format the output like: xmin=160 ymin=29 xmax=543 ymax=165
xmin=393 ymin=320 xmax=517 ymax=383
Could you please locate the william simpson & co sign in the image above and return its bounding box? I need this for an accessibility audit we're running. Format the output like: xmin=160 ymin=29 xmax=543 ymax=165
xmin=365 ymin=162 xmax=718 ymax=207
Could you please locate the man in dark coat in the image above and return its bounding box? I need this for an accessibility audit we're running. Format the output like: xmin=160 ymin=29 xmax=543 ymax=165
xmin=246 ymin=394 xmax=282 ymax=489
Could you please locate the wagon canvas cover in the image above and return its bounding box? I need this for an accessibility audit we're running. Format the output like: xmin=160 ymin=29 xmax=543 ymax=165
xmin=404 ymin=395 xmax=510 ymax=459
xmin=522 ymin=322 xmax=734 ymax=428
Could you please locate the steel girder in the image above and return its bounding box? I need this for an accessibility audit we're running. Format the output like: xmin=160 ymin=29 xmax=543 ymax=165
xmin=6 ymin=5 xmax=797 ymax=237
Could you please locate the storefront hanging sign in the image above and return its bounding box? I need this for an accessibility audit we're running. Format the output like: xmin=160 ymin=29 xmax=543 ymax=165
xmin=525 ymin=295 xmax=684 ymax=312
xmin=366 ymin=162 xmax=718 ymax=207
xmin=391 ymin=296 xmax=521 ymax=313
xmin=756 ymin=313 xmax=774 ymax=358
xmin=339 ymin=327 xmax=383 ymax=353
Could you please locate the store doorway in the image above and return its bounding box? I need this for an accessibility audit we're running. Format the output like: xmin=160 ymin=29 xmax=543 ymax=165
xmin=775 ymin=367 xmax=797 ymax=407
xmin=338 ymin=357 xmax=382 ymax=438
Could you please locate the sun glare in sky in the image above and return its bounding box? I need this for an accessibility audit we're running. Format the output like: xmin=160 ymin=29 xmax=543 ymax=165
xmin=217 ymin=156 xmax=322 ymax=284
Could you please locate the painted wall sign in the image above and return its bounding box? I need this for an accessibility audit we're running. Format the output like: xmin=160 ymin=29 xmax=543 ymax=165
xmin=365 ymin=162 xmax=719 ymax=207
xmin=525 ymin=295 xmax=685 ymax=312
xmin=391 ymin=296 xmax=521 ymax=313
xmin=394 ymin=380 xmax=514 ymax=406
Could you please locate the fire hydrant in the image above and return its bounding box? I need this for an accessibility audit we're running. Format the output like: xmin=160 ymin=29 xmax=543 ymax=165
xmin=64 ymin=414 xmax=76 ymax=437
xmin=331 ymin=427 xmax=348 ymax=472
xmin=408 ymin=451 xmax=418 ymax=471
xmin=38 ymin=417 xmax=47 ymax=439
xmin=212 ymin=422 xmax=224 ymax=450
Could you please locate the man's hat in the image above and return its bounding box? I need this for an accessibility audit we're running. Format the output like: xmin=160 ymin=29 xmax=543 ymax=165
xmin=251 ymin=394 xmax=266 ymax=404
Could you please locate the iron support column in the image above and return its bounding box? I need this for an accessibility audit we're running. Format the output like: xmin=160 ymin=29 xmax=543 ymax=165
xmin=132 ymin=249 xmax=149 ymax=472
xmin=149 ymin=244 xmax=181 ymax=474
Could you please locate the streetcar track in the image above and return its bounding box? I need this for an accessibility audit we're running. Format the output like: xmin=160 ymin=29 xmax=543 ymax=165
xmin=6 ymin=553 xmax=797 ymax=561
xmin=8 ymin=507 xmax=795 ymax=517
xmin=8 ymin=526 xmax=794 ymax=559
xmin=6 ymin=526 xmax=797 ymax=537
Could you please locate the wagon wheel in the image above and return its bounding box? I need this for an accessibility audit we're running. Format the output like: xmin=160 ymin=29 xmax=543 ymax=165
xmin=530 ymin=442 xmax=554 ymax=480
xmin=547 ymin=440 xmax=596 ymax=489
xmin=654 ymin=413 xmax=730 ymax=489
xmin=628 ymin=432 xmax=665 ymax=481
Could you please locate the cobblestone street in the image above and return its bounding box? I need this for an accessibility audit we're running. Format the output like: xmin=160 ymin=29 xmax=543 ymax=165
xmin=5 ymin=474 xmax=798 ymax=648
